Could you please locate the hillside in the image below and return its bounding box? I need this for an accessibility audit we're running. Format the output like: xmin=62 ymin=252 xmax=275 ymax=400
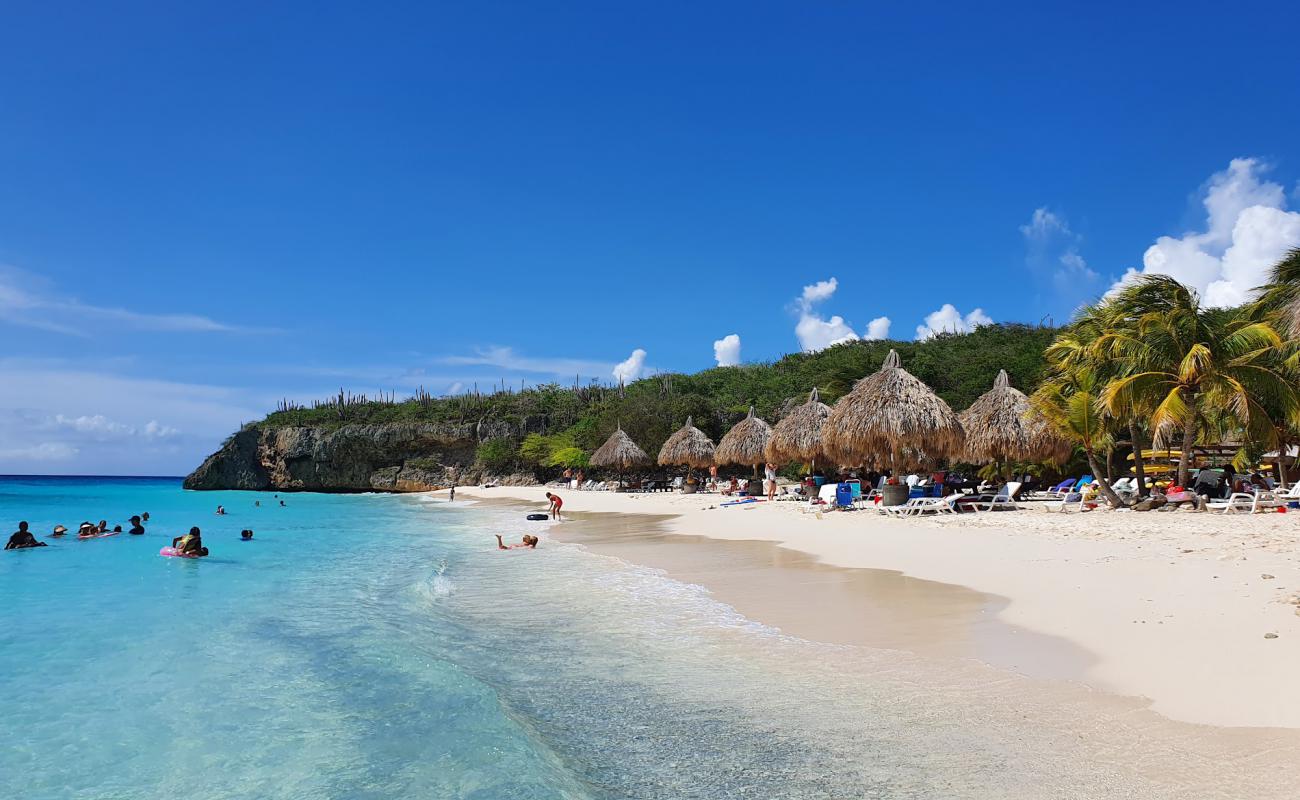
xmin=186 ymin=324 xmax=1058 ymax=491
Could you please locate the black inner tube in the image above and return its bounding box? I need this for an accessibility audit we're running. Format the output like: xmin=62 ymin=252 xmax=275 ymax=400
xmin=526 ymin=513 xmax=549 ymax=521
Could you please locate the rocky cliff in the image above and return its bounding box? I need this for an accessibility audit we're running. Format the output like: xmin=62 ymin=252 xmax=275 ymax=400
xmin=184 ymin=422 xmax=493 ymax=492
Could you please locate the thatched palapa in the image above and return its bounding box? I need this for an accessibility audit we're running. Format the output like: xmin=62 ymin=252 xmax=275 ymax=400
xmin=765 ymin=388 xmax=831 ymax=466
xmin=657 ymin=416 xmax=716 ymax=469
xmin=714 ymin=406 xmax=772 ymax=467
xmin=590 ymin=426 xmax=651 ymax=471
xmin=822 ymin=349 xmax=965 ymax=466
xmin=959 ymin=369 xmax=1070 ymax=465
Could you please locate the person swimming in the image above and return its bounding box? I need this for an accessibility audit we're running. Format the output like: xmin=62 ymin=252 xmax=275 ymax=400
xmin=128 ymin=516 xmax=145 ymax=535
xmin=496 ymin=534 xmax=538 ymax=550
xmin=172 ymin=526 xmax=209 ymax=557
xmin=5 ymin=521 xmax=48 ymax=550
xmin=141 ymin=512 xmax=150 ymax=522
xmin=240 ymin=529 xmax=253 ymax=540
xmin=77 ymin=522 xmax=95 ymax=537
xmin=215 ymin=505 xmax=226 ymax=516
xmin=51 ymin=524 xmax=68 ymax=537
xmin=96 ymin=519 xmax=109 ymax=534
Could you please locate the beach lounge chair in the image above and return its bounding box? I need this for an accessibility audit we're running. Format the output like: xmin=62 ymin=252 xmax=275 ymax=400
xmin=1208 ymin=491 xmax=1283 ymax=514
xmin=1046 ymin=478 xmax=1075 ymax=497
xmin=882 ymin=494 xmax=960 ymax=517
xmin=969 ymin=481 xmax=1022 ymax=512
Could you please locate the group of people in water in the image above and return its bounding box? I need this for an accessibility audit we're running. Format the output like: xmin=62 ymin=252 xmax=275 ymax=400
xmin=5 ymin=505 xmax=263 ymax=556
xmin=6 ymin=513 xmax=151 ymax=549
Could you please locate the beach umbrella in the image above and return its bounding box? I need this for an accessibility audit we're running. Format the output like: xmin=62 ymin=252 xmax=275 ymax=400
xmin=657 ymin=416 xmax=716 ymax=481
xmin=715 ymin=406 xmax=773 ymax=484
xmin=589 ymin=425 xmax=651 ymax=485
xmin=765 ymin=388 xmax=831 ymax=469
xmin=959 ymin=369 xmax=1071 ymax=475
xmin=822 ymin=349 xmax=965 ymax=468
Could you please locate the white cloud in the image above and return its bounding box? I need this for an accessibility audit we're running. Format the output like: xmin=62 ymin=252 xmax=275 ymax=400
xmin=441 ymin=346 xmax=614 ymax=378
xmin=0 ymin=359 xmax=262 ymax=475
xmin=794 ymin=276 xmax=859 ymax=351
xmin=799 ymin=278 xmax=840 ymax=308
xmin=612 ymin=349 xmax=648 ymax=384
xmin=0 ymin=442 xmax=78 ymax=462
xmin=863 ymin=316 xmax=891 ymax=341
xmin=915 ymin=304 xmax=993 ymax=340
xmin=712 ymin=334 xmax=741 ymax=367
xmin=1020 ymin=208 xmax=1072 ymax=241
xmin=0 ymin=265 xmax=254 ymax=335
xmin=1021 ymin=207 xmax=1099 ymax=298
xmin=1109 ymin=158 xmax=1300 ymax=306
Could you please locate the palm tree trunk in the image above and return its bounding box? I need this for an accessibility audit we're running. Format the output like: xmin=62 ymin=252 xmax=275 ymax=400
xmin=1129 ymin=422 xmax=1149 ymax=498
xmin=1086 ymin=447 xmax=1126 ymax=508
xmin=1177 ymin=416 xmax=1197 ymax=487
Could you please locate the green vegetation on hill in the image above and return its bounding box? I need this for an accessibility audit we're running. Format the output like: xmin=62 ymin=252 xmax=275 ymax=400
xmin=260 ymin=323 xmax=1060 ymax=472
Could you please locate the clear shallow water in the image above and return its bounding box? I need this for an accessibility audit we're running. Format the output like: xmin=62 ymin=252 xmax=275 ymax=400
xmin=2 ymin=477 xmax=1295 ymax=799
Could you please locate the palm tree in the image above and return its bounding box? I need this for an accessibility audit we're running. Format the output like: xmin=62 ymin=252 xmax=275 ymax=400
xmin=1249 ymin=246 xmax=1300 ymax=337
xmin=1029 ymin=364 xmax=1127 ymax=508
xmin=1097 ymin=275 xmax=1298 ymax=487
xmin=1042 ymin=303 xmax=1149 ymax=498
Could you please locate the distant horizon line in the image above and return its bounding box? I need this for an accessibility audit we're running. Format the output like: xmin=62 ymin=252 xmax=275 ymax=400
xmin=0 ymin=473 xmax=184 ymax=480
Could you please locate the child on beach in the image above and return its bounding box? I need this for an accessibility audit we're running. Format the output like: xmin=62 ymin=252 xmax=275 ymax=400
xmin=496 ymin=534 xmax=538 ymax=550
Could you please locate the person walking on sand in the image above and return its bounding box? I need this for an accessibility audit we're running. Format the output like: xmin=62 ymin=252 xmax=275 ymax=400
xmin=765 ymin=463 xmax=778 ymax=501
xmin=545 ymin=492 xmax=563 ymax=520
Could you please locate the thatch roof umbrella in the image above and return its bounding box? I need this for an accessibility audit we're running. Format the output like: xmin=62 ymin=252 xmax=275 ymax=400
xmin=589 ymin=425 xmax=651 ymax=486
xmin=715 ymin=406 xmax=773 ymax=488
xmin=822 ymin=349 xmax=965 ymax=469
xmin=959 ymin=369 xmax=1069 ymax=478
xmin=657 ymin=416 xmax=716 ymax=484
xmin=765 ymin=388 xmax=831 ymax=470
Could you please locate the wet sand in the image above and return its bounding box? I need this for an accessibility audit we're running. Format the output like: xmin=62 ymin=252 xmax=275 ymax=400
xmin=554 ymin=509 xmax=1095 ymax=683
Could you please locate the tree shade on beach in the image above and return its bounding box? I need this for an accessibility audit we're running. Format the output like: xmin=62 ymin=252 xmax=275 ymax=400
xmin=959 ymin=370 xmax=1069 ymax=470
xmin=765 ymin=388 xmax=831 ymax=469
xmin=714 ymin=407 xmax=773 ymax=473
xmin=822 ymin=349 xmax=965 ymax=468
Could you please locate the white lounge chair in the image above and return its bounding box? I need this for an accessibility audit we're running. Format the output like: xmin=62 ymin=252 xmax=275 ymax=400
xmin=882 ymin=494 xmax=960 ymax=517
xmin=1208 ymin=491 xmax=1282 ymax=514
xmin=970 ymin=481 xmax=1022 ymax=512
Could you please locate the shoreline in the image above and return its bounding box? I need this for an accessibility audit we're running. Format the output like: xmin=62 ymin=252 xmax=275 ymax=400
xmin=455 ymin=484 xmax=1300 ymax=730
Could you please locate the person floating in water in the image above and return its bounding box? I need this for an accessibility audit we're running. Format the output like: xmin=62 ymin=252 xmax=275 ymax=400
xmin=279 ymin=500 xmax=286 ymax=507
xmin=496 ymin=534 xmax=538 ymax=550
xmin=254 ymin=500 xmax=261 ymax=508
xmin=51 ymin=524 xmax=68 ymax=537
xmin=141 ymin=512 xmax=150 ymax=522
xmin=77 ymin=522 xmax=95 ymax=537
xmin=128 ymin=516 xmax=145 ymax=535
xmin=240 ymin=529 xmax=253 ymax=540
xmin=215 ymin=505 xmax=226 ymax=516
xmin=545 ymin=492 xmax=563 ymax=520
xmin=172 ymin=526 xmax=209 ymax=557
xmin=5 ymin=521 xmax=48 ymax=550
xmin=96 ymin=519 xmax=109 ymax=534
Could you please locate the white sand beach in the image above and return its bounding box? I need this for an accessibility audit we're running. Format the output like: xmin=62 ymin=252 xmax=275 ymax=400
xmin=459 ymin=484 xmax=1300 ymax=730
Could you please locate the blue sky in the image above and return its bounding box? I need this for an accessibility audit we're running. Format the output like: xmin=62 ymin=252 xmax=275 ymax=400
xmin=3 ymin=1 xmax=1300 ymax=475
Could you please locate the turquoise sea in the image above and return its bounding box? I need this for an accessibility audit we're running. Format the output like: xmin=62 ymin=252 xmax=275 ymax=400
xmin=0 ymin=476 xmax=1287 ymax=799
